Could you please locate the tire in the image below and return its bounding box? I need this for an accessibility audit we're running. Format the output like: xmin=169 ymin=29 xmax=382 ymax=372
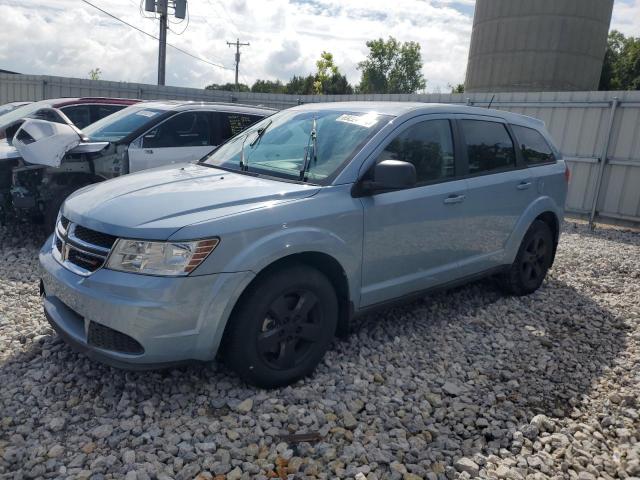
xmin=224 ymin=264 xmax=338 ymax=388
xmin=43 ymin=185 xmax=86 ymax=233
xmin=500 ymin=220 xmax=554 ymax=296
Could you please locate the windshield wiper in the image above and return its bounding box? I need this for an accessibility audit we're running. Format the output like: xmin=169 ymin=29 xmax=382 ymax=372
xmin=239 ymin=132 xmax=250 ymax=171
xmin=249 ymin=119 xmax=272 ymax=147
xmin=299 ymin=117 xmax=317 ymax=182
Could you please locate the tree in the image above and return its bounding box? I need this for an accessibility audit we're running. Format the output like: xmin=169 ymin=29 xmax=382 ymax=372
xmin=88 ymin=68 xmax=102 ymax=80
xmin=449 ymin=83 xmax=465 ymax=94
xmin=205 ymin=82 xmax=250 ymax=92
xmin=314 ymin=51 xmax=339 ymax=94
xmin=251 ymin=79 xmax=286 ymax=93
xmin=599 ymin=30 xmax=640 ymax=91
xmin=357 ymin=37 xmax=426 ymax=94
xmin=285 ymin=75 xmax=316 ymax=95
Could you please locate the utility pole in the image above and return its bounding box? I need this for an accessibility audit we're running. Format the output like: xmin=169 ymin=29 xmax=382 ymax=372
xmin=144 ymin=0 xmax=187 ymax=86
xmin=227 ymin=38 xmax=250 ymax=91
xmin=157 ymin=0 xmax=168 ymax=85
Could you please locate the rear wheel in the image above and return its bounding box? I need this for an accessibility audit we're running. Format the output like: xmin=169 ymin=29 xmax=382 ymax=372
xmin=224 ymin=265 xmax=338 ymax=388
xmin=500 ymin=220 xmax=554 ymax=296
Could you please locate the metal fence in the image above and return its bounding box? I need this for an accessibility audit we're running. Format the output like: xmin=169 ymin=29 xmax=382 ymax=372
xmin=2 ymin=73 xmax=639 ymax=226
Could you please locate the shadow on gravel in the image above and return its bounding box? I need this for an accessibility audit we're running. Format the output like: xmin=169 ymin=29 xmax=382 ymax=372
xmin=347 ymin=275 xmax=629 ymax=450
xmin=0 ymin=240 xmax=630 ymax=477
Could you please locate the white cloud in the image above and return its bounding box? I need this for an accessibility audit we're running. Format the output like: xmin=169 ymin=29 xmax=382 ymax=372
xmin=612 ymin=0 xmax=640 ymax=36
xmin=0 ymin=0 xmax=637 ymax=94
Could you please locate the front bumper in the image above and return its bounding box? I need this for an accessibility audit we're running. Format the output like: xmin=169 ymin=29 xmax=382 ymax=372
xmin=39 ymin=237 xmax=254 ymax=367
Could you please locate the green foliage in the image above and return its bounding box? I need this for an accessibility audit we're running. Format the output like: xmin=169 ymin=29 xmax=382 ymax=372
xmin=357 ymin=37 xmax=427 ymax=94
xmin=285 ymin=75 xmax=316 ymax=95
xmin=251 ymin=79 xmax=286 ymax=93
xmin=88 ymin=68 xmax=102 ymax=81
xmin=314 ymin=51 xmax=339 ymax=94
xmin=599 ymin=30 xmax=640 ymax=91
xmin=283 ymin=52 xmax=354 ymax=96
xmin=205 ymin=82 xmax=250 ymax=92
xmin=449 ymin=83 xmax=465 ymax=94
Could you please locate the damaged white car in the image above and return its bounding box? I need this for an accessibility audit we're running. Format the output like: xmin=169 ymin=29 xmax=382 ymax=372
xmin=4 ymin=101 xmax=273 ymax=229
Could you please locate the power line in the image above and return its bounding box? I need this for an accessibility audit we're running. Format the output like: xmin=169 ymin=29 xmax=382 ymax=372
xmin=80 ymin=0 xmax=231 ymax=71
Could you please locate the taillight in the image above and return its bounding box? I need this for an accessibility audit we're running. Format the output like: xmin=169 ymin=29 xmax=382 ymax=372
xmin=564 ymin=165 xmax=571 ymax=184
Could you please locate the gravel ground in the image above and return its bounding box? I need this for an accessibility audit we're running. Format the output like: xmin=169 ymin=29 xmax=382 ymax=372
xmin=0 ymin=220 xmax=638 ymax=480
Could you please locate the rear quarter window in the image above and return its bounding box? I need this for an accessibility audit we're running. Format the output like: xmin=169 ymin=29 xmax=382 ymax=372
xmin=460 ymin=119 xmax=516 ymax=175
xmin=511 ymin=125 xmax=556 ymax=165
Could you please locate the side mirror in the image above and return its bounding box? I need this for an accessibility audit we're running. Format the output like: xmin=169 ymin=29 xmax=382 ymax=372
xmin=357 ymin=160 xmax=417 ymax=196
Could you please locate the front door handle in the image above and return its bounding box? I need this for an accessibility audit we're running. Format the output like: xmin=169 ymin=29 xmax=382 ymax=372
xmin=444 ymin=194 xmax=466 ymax=204
xmin=517 ymin=181 xmax=532 ymax=190
xmin=144 ymin=149 xmax=154 ymax=154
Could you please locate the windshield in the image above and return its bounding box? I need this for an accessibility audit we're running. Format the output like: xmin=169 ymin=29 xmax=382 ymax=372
xmin=83 ymin=105 xmax=165 ymax=142
xmin=0 ymin=101 xmax=49 ymax=129
xmin=0 ymin=102 xmax=28 ymax=116
xmin=202 ymin=109 xmax=392 ymax=184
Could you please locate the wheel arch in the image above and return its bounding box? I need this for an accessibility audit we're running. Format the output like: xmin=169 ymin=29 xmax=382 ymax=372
xmin=534 ymin=211 xmax=560 ymax=266
xmin=222 ymin=251 xmax=353 ymax=352
xmin=506 ymin=197 xmax=563 ymax=266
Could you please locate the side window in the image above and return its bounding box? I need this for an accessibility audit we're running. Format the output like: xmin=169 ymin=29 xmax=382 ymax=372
xmin=91 ymin=104 xmax=125 ymax=124
xmin=212 ymin=112 xmax=263 ymax=145
xmin=377 ymin=119 xmax=455 ymax=184
xmin=142 ymin=112 xmax=212 ymax=148
xmin=60 ymin=105 xmax=92 ymax=128
xmin=460 ymin=120 xmax=516 ymax=175
xmin=511 ymin=125 xmax=555 ymax=165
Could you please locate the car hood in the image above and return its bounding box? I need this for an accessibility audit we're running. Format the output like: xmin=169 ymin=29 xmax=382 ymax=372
xmin=63 ymin=163 xmax=320 ymax=239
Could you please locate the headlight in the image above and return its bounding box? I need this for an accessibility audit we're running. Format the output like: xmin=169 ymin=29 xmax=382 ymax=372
xmin=106 ymin=238 xmax=219 ymax=276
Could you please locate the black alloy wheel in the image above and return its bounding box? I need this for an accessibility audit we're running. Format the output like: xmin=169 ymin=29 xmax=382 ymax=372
xmin=224 ymin=264 xmax=338 ymax=388
xmin=258 ymin=289 xmax=323 ymax=370
xmin=500 ymin=219 xmax=554 ymax=296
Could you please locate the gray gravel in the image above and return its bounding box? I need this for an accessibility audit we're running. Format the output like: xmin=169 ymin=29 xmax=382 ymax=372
xmin=0 ymin=220 xmax=639 ymax=480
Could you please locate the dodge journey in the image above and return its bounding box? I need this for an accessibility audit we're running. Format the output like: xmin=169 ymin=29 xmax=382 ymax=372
xmin=39 ymin=102 xmax=568 ymax=387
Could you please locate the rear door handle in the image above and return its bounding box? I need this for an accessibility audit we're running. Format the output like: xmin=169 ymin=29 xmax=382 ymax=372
xmin=444 ymin=194 xmax=466 ymax=204
xmin=517 ymin=181 xmax=532 ymax=190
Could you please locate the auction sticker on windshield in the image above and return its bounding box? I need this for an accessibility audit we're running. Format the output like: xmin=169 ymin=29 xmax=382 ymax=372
xmin=336 ymin=113 xmax=380 ymax=128
xmin=136 ymin=110 xmax=159 ymax=118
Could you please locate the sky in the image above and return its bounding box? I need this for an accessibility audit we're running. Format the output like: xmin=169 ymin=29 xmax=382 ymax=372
xmin=0 ymin=0 xmax=639 ymax=92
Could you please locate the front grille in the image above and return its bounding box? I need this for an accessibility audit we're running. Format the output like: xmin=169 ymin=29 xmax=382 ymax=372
xmin=67 ymin=249 xmax=104 ymax=272
xmin=87 ymin=322 xmax=144 ymax=355
xmin=73 ymin=225 xmax=117 ymax=249
xmin=54 ymin=218 xmax=115 ymax=276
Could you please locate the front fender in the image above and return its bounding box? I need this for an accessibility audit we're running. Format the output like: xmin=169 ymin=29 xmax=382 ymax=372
xmin=218 ymin=226 xmax=361 ymax=307
xmin=504 ymin=195 xmax=564 ymax=264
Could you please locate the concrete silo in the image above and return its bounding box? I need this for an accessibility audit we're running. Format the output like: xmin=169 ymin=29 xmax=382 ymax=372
xmin=464 ymin=0 xmax=614 ymax=93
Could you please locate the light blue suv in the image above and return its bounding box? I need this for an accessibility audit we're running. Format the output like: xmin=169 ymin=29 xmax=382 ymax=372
xmin=39 ymin=102 xmax=568 ymax=387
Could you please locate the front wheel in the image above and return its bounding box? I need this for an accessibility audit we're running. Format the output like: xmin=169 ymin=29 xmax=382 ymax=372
xmin=223 ymin=264 xmax=338 ymax=388
xmin=500 ymin=220 xmax=554 ymax=296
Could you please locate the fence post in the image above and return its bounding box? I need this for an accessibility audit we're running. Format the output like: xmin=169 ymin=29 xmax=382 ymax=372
xmin=589 ymin=97 xmax=619 ymax=229
xmin=41 ymin=79 xmax=48 ymax=100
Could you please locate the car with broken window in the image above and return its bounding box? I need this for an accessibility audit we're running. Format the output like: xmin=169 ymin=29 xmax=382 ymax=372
xmin=39 ymin=102 xmax=568 ymax=388
xmin=7 ymin=101 xmax=273 ymax=229
xmin=0 ymin=97 xmax=140 ymax=225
